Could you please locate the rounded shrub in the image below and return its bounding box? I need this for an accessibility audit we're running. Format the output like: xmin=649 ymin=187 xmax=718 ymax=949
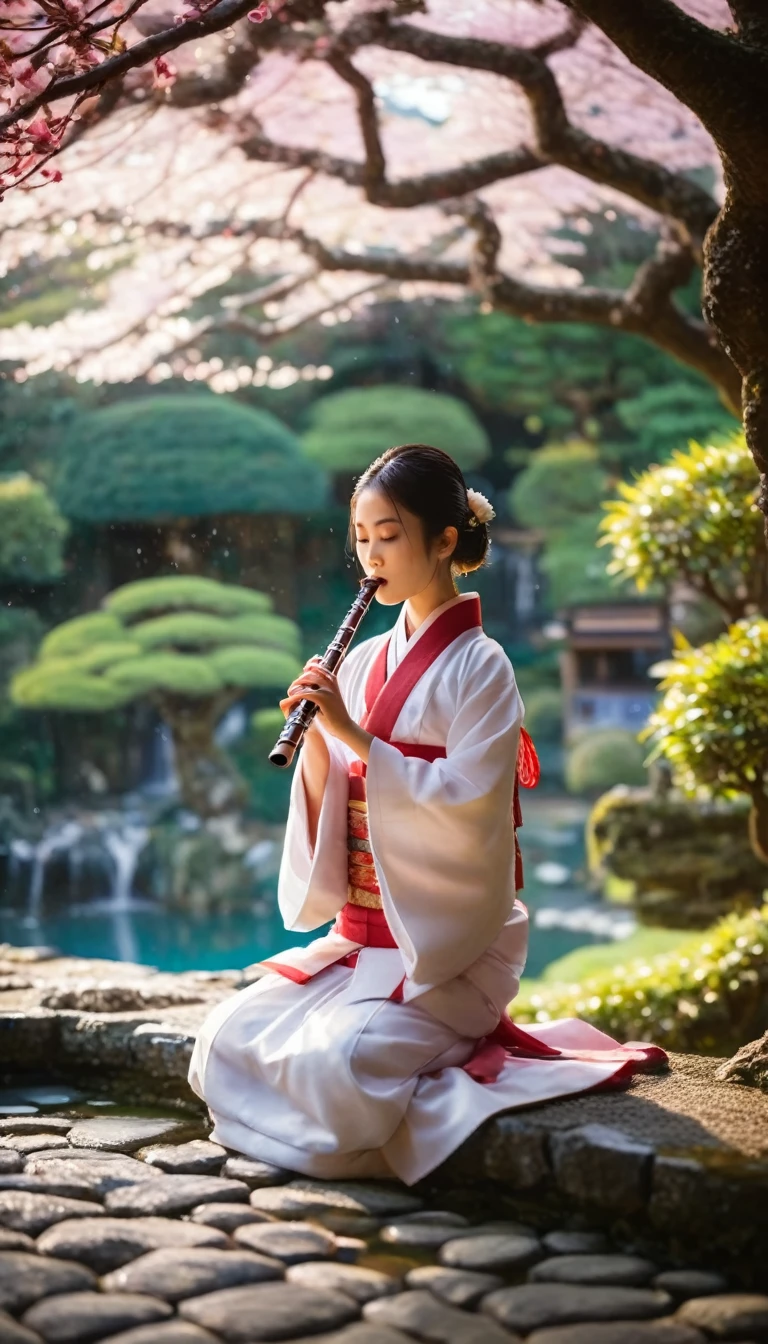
xmin=54 ymin=395 xmax=329 ymax=522
xmin=301 ymin=386 xmax=490 ymax=473
xmin=523 ymin=688 xmax=563 ymax=744
xmin=0 ymin=473 xmax=69 ymax=582
xmin=565 ymin=729 xmax=647 ymax=795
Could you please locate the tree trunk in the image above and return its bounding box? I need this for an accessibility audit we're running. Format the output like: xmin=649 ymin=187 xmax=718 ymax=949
xmin=748 ymin=786 xmax=768 ymax=864
xmin=154 ymin=692 xmax=248 ymax=818
xmin=703 ymin=193 xmax=768 ymax=527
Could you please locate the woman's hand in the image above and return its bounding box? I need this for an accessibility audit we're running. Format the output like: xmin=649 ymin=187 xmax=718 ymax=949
xmin=280 ymin=655 xmax=373 ymax=762
xmin=282 ymin=656 xmax=354 ymax=742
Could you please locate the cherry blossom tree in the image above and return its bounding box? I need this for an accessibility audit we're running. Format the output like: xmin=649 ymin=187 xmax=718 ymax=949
xmin=3 ymin=0 xmax=768 ymax=513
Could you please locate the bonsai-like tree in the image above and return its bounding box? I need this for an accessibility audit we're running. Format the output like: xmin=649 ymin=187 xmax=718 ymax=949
xmin=11 ymin=576 xmax=302 ymax=818
xmin=301 ymin=385 xmax=490 ymax=477
xmin=644 ymin=620 xmax=768 ymax=864
xmin=600 ymin=432 xmax=766 ymax=624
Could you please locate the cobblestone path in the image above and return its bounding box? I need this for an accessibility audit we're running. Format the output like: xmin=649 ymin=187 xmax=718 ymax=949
xmin=0 ymin=1109 xmax=766 ymax=1343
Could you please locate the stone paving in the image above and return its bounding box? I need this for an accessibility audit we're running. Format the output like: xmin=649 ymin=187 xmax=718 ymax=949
xmin=0 ymin=1110 xmax=767 ymax=1344
xmin=3 ymin=944 xmax=768 ymax=1289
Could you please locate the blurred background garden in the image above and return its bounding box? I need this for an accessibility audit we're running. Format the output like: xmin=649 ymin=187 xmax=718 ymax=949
xmin=2 ymin=0 xmax=767 ymax=1066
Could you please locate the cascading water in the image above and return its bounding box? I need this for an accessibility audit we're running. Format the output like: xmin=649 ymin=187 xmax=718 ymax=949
xmin=24 ymin=821 xmax=84 ymax=928
xmin=102 ymin=822 xmax=150 ymax=913
xmin=141 ymin=721 xmax=178 ymax=799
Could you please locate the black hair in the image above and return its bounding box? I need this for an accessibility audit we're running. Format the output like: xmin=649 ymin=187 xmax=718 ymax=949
xmin=348 ymin=443 xmax=491 ymax=576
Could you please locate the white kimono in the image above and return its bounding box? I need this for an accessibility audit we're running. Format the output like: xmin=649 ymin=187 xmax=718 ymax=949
xmin=189 ymin=591 xmax=665 ymax=1186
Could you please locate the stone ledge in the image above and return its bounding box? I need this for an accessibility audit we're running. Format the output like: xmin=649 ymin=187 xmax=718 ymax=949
xmin=437 ymin=1054 xmax=768 ymax=1286
xmin=3 ymin=947 xmax=768 ymax=1285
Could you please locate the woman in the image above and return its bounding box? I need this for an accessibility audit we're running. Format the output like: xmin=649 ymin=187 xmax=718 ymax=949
xmin=189 ymin=443 xmax=665 ymax=1185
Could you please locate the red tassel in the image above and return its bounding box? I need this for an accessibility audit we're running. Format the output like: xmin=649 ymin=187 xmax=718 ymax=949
xmin=517 ymin=727 xmax=540 ymax=789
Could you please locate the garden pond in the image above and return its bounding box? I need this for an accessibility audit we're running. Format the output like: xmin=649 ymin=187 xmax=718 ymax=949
xmin=0 ymin=795 xmax=637 ymax=978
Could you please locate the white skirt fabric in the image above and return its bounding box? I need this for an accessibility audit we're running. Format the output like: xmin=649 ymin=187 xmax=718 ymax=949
xmin=188 ymin=947 xmax=654 ymax=1187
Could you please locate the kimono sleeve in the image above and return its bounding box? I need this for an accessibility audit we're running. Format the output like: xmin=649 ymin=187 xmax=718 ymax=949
xmin=365 ymin=644 xmax=524 ymax=991
xmin=276 ymin=643 xmax=363 ymax=932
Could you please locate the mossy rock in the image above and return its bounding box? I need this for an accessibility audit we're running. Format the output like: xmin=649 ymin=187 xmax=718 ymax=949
xmin=588 ymin=785 xmax=768 ymax=927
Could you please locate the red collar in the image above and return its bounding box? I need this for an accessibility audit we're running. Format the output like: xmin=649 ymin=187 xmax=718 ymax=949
xmin=361 ymin=596 xmax=482 ymax=741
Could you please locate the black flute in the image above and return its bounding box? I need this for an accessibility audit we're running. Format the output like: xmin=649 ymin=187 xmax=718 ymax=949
xmin=268 ymin=576 xmax=384 ymax=767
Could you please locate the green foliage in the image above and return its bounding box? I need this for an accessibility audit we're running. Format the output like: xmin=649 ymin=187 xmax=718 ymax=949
xmin=0 ymin=606 xmax=54 ymax=798
xmin=541 ymin=514 xmax=620 ymax=608
xmin=54 ymin=395 xmax=329 ymax=523
xmin=509 ymin=442 xmax=619 ymax=608
xmin=514 ymin=902 xmax=768 ymax=1056
xmin=0 ymin=245 xmax=132 ymax=330
xmin=510 ymin=441 xmax=608 ymax=531
xmin=600 ymin=432 xmax=762 ymax=616
xmin=105 ymin=576 xmax=271 ymax=622
xmin=0 ymin=474 xmax=69 ymax=583
xmin=642 ymin=618 xmax=768 ymax=797
xmin=441 ymin=303 xmax=733 ymax=470
xmin=0 ymin=372 xmax=83 ymax=476
xmin=207 ymin=646 xmax=299 ymax=688
xmin=251 ymin=706 xmax=287 ymax=749
xmin=614 ymin=382 xmax=737 ymax=467
xmin=565 ymin=729 xmax=647 ymax=796
xmin=41 ymin=612 xmax=125 ymax=659
xmin=531 ymin=925 xmax=692 ymax=992
xmin=130 ymin=611 xmax=299 ymax=657
xmin=301 ymin=385 xmax=490 ymax=472
xmin=107 ymin=653 xmax=223 ymax=697
xmin=12 ymin=576 xmax=302 ymax=714
xmin=232 ymin=707 xmax=293 ymax=824
xmin=522 ymin=688 xmax=563 ymax=744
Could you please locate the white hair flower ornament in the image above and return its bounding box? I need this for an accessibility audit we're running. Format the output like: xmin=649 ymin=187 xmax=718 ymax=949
xmin=466 ymin=488 xmax=496 ymax=525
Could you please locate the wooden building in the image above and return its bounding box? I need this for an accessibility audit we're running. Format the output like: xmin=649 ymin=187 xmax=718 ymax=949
xmin=558 ymin=600 xmax=670 ymax=743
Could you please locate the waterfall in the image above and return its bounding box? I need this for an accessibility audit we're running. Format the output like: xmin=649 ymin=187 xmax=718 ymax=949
xmin=141 ymin=721 xmax=178 ymax=799
xmin=102 ymin=822 xmax=149 ymax=913
xmin=216 ymin=703 xmax=247 ymax=747
xmin=24 ymin=821 xmax=84 ymax=927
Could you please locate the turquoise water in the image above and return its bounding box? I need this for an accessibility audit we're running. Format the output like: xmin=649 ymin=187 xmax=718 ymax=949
xmin=0 ymin=800 xmax=625 ymax=978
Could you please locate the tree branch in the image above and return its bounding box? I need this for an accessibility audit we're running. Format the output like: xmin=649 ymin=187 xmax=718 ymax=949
xmin=342 ymin=15 xmax=720 ymax=239
xmin=440 ymin=196 xmax=501 ymax=305
xmin=569 ymin=0 xmax=768 ymax=149
xmin=236 ymin=125 xmax=543 ymax=207
xmin=234 ymin=214 xmax=741 ymax=411
xmin=325 ymin=52 xmax=386 ymax=190
xmin=0 ymin=0 xmax=307 ymax=135
xmin=727 ymin=3 xmax=768 ymax=50
xmin=165 ymin=275 xmax=391 ymax=359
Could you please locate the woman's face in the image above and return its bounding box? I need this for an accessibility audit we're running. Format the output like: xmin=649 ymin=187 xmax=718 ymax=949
xmin=353 ymin=486 xmax=457 ymax=606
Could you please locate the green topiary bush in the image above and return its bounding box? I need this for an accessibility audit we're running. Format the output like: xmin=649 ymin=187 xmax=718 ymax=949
xmin=643 ymin=618 xmax=768 ymax=863
xmin=565 ymin=729 xmax=647 ymax=795
xmin=301 ymin=386 xmax=490 ymax=473
xmin=599 ymin=431 xmax=763 ymax=623
xmin=53 ymin=395 xmax=328 ymax=522
xmin=522 ymin=688 xmax=563 ymax=744
xmin=514 ymin=901 xmax=768 ymax=1055
xmin=0 ymin=473 xmax=69 ymax=582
